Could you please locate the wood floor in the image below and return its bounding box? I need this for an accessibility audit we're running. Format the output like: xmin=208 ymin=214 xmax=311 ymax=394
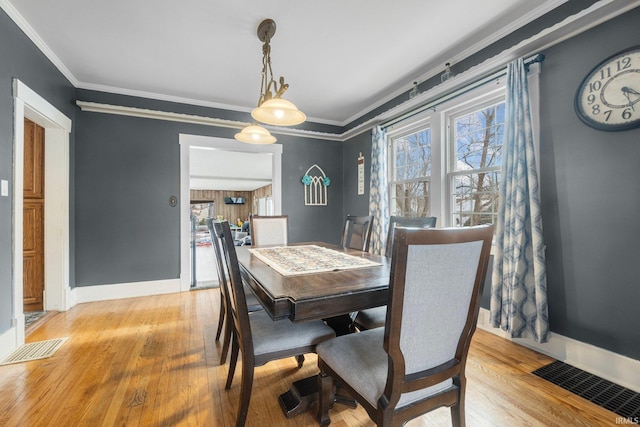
xmin=0 ymin=289 xmax=618 ymax=426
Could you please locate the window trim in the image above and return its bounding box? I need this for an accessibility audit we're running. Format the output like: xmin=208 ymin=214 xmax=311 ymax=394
xmin=386 ymin=68 xmax=540 ymax=227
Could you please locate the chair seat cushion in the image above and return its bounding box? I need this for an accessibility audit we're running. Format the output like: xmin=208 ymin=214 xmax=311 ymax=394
xmin=316 ymin=329 xmax=452 ymax=408
xmin=250 ymin=311 xmax=335 ymax=359
xmin=354 ymin=306 xmax=386 ymax=330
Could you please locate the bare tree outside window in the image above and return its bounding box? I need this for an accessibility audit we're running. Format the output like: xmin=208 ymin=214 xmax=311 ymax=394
xmin=450 ymin=102 xmax=504 ymax=227
xmin=389 ymin=129 xmax=431 ymax=218
xmin=387 ymin=86 xmax=506 ymax=228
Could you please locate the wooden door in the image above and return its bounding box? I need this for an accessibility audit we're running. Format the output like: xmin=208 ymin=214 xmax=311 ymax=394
xmin=23 ymin=118 xmax=45 ymax=312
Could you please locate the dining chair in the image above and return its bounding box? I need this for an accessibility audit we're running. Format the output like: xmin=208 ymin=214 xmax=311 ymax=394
xmin=213 ymin=221 xmax=336 ymax=427
xmin=341 ymin=215 xmax=374 ymax=252
xmin=206 ymin=218 xmax=262 ymax=365
xmin=385 ymin=215 xmax=437 ymax=256
xmin=250 ymin=215 xmax=288 ymax=247
xmin=354 ymin=215 xmax=438 ymax=331
xmin=316 ymin=225 xmax=494 ymax=427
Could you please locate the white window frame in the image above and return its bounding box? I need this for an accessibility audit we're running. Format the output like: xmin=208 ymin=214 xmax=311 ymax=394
xmin=386 ymin=67 xmax=540 ymax=227
xmin=443 ymin=91 xmax=506 ymax=228
xmin=387 ymin=115 xmax=433 ymax=218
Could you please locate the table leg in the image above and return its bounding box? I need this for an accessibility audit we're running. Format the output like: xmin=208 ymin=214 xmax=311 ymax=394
xmin=323 ymin=314 xmax=355 ymax=336
xmin=278 ymin=375 xmax=357 ymax=418
xmin=279 ymin=376 xmax=318 ymax=418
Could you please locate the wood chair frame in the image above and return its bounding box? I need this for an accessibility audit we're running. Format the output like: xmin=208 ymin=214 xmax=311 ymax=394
xmin=341 ymin=215 xmax=374 ymax=252
xmin=214 ymin=221 xmax=332 ymax=427
xmin=318 ymin=225 xmax=494 ymax=427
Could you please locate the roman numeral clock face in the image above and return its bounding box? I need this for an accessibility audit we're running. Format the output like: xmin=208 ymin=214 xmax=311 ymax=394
xmin=575 ymin=46 xmax=640 ymax=131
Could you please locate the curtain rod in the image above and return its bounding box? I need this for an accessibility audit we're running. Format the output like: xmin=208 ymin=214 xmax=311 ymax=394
xmin=381 ymin=53 xmax=545 ymax=130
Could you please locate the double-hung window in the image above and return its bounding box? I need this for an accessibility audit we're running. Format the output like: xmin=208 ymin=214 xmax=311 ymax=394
xmin=388 ymin=119 xmax=432 ymax=218
xmin=447 ymin=98 xmax=504 ymax=227
xmin=387 ymin=79 xmax=507 ymax=229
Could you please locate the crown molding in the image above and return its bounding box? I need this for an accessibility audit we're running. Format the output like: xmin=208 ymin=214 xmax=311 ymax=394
xmin=74 ymin=0 xmax=639 ymax=143
xmin=76 ymin=83 xmax=344 ymax=128
xmin=0 ymin=0 xmax=78 ymax=86
xmin=341 ymin=0 xmax=569 ymax=126
xmin=341 ymin=0 xmax=640 ymax=139
xmin=75 ymin=101 xmax=344 ymax=142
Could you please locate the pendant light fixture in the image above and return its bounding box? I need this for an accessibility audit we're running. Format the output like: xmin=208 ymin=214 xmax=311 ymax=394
xmin=234 ymin=124 xmax=277 ymax=144
xmin=235 ymin=18 xmax=306 ymax=144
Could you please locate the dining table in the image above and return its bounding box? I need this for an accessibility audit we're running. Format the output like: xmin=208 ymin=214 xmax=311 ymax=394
xmin=235 ymin=242 xmax=391 ymax=418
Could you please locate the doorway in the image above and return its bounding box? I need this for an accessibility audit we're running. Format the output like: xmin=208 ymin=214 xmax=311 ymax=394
xmin=179 ymin=134 xmax=283 ymax=291
xmin=23 ymin=118 xmax=45 ymax=313
xmin=12 ymin=79 xmax=72 ymax=347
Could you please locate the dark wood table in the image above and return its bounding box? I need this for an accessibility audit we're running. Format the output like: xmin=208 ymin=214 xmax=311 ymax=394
xmin=235 ymin=242 xmax=390 ymax=323
xmin=235 ymin=242 xmax=391 ymax=417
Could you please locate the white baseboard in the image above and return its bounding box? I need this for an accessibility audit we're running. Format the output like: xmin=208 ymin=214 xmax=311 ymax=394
xmin=0 ymin=323 xmax=18 ymax=361
xmin=477 ymin=308 xmax=640 ymax=393
xmin=0 ymin=279 xmax=181 ymax=361
xmin=71 ymin=278 xmax=182 ymax=304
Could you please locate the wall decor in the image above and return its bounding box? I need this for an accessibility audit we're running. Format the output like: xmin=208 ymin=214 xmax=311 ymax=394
xmin=574 ymin=45 xmax=640 ymax=131
xmin=302 ymin=164 xmax=330 ymax=206
xmin=357 ymin=152 xmax=365 ymax=195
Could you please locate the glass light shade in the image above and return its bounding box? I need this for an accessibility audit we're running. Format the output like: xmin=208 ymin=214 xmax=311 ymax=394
xmin=251 ymin=98 xmax=306 ymax=126
xmin=234 ymin=124 xmax=277 ymax=144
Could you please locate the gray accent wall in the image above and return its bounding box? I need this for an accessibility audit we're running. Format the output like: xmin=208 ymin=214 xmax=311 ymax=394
xmin=343 ymin=8 xmax=640 ymax=360
xmin=74 ymin=111 xmax=182 ymax=286
xmin=342 ymin=131 xmax=371 ymax=218
xmin=74 ymin=90 xmax=344 ymax=286
xmin=538 ymin=9 xmax=640 ymax=360
xmin=0 ymin=8 xmax=76 ymax=333
xmin=1 ymin=2 xmax=639 ymax=363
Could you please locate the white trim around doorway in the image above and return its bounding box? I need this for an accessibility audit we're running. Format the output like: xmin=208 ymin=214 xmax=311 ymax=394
xmin=178 ymin=134 xmax=283 ymax=292
xmin=12 ymin=79 xmax=72 ymax=350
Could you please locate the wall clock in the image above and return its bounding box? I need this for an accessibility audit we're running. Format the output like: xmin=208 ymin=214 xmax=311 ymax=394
xmin=575 ymin=45 xmax=640 ymax=131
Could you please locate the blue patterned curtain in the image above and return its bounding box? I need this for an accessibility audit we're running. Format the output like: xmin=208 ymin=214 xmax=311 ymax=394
xmin=369 ymin=126 xmax=389 ymax=255
xmin=490 ymin=58 xmax=549 ymax=343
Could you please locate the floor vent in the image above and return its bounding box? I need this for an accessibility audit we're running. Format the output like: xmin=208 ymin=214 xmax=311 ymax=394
xmin=0 ymin=337 xmax=68 ymax=365
xmin=532 ymin=360 xmax=640 ymax=419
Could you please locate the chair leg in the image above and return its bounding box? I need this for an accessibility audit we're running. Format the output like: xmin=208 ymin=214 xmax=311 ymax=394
xmin=450 ymin=401 xmax=465 ymax=427
xmin=225 ymin=337 xmax=239 ymax=390
xmin=215 ymin=296 xmax=225 ymax=341
xmin=295 ymin=354 xmax=305 ymax=368
xmin=317 ymin=370 xmax=334 ymax=426
xmin=220 ymin=315 xmax=233 ymax=365
xmin=235 ymin=361 xmax=254 ymax=427
xmin=451 ymin=377 xmax=466 ymax=427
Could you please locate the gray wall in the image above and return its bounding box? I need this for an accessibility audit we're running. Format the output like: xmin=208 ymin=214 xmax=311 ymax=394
xmin=0 ymin=9 xmax=76 ymax=333
xmin=2 ymin=3 xmax=639 ymax=362
xmin=74 ymin=111 xmax=181 ymax=286
xmin=538 ymin=9 xmax=640 ymax=359
xmin=74 ymin=90 xmax=344 ymax=286
xmin=342 ymin=131 xmax=371 ymax=218
xmin=343 ymin=8 xmax=640 ymax=360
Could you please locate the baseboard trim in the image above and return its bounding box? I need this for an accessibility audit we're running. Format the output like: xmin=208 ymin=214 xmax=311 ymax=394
xmin=477 ymin=308 xmax=640 ymax=393
xmin=72 ymin=279 xmax=182 ymax=304
xmin=0 ymin=323 xmax=18 ymax=361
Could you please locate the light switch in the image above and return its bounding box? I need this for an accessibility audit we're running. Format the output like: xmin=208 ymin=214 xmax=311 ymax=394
xmin=1 ymin=180 xmax=8 ymax=197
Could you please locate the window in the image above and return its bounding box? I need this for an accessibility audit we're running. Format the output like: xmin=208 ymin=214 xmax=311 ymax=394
xmin=388 ymin=79 xmax=510 ymax=229
xmin=389 ymin=125 xmax=431 ymax=217
xmin=448 ymin=101 xmax=504 ymax=227
xmin=257 ymin=196 xmax=274 ymax=215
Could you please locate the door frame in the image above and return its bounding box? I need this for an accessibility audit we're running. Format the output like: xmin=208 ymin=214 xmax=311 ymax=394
xmin=179 ymin=134 xmax=283 ymax=291
xmin=12 ymin=79 xmax=72 ymax=345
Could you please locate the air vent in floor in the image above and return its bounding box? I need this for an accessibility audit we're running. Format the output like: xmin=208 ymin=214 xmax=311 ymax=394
xmin=532 ymin=360 xmax=640 ymax=419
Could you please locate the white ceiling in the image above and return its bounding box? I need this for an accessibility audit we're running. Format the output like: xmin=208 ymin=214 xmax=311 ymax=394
xmin=5 ymin=0 xmax=566 ymax=192
xmin=5 ymin=0 xmax=563 ymax=126
xmin=189 ymin=147 xmax=272 ymax=191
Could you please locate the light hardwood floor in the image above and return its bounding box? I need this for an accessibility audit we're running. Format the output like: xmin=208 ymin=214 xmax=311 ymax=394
xmin=0 ymin=289 xmax=618 ymax=426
